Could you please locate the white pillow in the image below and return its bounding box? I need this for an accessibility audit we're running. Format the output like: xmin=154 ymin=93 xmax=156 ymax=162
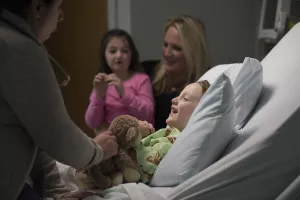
xmin=150 ymin=73 xmax=235 ymax=187
xmin=199 ymin=57 xmax=263 ymax=130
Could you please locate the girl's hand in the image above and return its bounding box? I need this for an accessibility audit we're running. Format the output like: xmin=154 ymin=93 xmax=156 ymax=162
xmin=93 ymin=73 xmax=108 ymax=98
xmin=105 ymin=73 xmax=124 ymax=97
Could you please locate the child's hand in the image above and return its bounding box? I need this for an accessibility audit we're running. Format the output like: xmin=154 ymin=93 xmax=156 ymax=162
xmin=138 ymin=120 xmax=155 ymax=138
xmin=62 ymin=191 xmax=98 ymax=200
xmin=104 ymin=73 xmax=124 ymax=97
xmin=93 ymin=73 xmax=108 ymax=98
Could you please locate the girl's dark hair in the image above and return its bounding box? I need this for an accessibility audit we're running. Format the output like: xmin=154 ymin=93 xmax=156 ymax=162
xmin=99 ymin=29 xmax=142 ymax=74
xmin=0 ymin=0 xmax=53 ymax=19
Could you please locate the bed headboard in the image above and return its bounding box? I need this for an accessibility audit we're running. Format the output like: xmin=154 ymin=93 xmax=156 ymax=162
xmin=226 ymin=22 xmax=300 ymax=151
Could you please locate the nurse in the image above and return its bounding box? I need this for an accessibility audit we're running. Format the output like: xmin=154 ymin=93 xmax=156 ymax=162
xmin=0 ymin=0 xmax=118 ymax=199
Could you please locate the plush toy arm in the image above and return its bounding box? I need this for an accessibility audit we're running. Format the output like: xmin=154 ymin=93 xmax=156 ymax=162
xmin=88 ymin=164 xmax=111 ymax=189
xmin=115 ymin=149 xmax=141 ymax=183
xmin=115 ymin=149 xmax=140 ymax=171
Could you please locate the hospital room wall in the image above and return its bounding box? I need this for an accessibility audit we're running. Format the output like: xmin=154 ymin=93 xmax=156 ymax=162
xmin=42 ymin=1 xmax=261 ymax=137
xmin=45 ymin=0 xmax=108 ymax=137
xmin=108 ymin=0 xmax=262 ymax=66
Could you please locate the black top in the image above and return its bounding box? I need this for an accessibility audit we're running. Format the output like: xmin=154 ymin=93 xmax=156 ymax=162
xmin=153 ymin=91 xmax=178 ymax=129
xmin=141 ymin=60 xmax=179 ymax=129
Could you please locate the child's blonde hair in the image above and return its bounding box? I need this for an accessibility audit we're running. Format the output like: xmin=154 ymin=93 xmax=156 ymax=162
xmin=198 ymin=80 xmax=210 ymax=95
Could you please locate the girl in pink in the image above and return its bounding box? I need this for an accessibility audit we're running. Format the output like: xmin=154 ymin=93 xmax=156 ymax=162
xmin=85 ymin=29 xmax=154 ymax=134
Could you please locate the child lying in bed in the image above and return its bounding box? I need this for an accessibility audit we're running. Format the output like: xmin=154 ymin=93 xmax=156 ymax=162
xmin=37 ymin=80 xmax=210 ymax=195
xmin=136 ymin=80 xmax=210 ymax=183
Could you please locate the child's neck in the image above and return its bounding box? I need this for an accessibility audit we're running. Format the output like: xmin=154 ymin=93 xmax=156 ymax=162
xmin=114 ymin=70 xmax=132 ymax=81
xmin=167 ymin=125 xmax=182 ymax=132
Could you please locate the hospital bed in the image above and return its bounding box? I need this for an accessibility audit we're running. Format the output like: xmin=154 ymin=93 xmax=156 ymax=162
xmin=151 ymin=21 xmax=300 ymax=200
xmin=80 ymin=22 xmax=300 ymax=200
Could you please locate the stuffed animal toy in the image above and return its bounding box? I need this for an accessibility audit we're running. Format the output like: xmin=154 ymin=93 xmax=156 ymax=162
xmin=82 ymin=115 xmax=153 ymax=190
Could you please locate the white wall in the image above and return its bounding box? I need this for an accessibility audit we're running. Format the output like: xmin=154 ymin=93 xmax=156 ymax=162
xmin=108 ymin=0 xmax=261 ymax=66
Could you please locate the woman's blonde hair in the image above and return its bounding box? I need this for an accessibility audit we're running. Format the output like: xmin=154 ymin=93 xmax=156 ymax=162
xmin=153 ymin=15 xmax=211 ymax=95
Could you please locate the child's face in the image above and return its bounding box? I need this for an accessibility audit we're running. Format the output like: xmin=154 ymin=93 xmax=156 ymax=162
xmin=166 ymin=83 xmax=204 ymax=131
xmin=105 ymin=36 xmax=131 ymax=74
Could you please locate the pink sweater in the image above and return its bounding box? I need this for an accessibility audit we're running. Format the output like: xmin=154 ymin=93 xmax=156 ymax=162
xmin=85 ymin=73 xmax=155 ymax=128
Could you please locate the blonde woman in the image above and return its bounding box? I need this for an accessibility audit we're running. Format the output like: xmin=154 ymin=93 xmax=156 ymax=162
xmin=150 ymin=15 xmax=211 ymax=129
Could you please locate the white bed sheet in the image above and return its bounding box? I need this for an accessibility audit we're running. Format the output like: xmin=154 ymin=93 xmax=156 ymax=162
xmin=151 ymin=187 xmax=174 ymax=198
xmin=56 ymin=162 xmax=173 ymax=199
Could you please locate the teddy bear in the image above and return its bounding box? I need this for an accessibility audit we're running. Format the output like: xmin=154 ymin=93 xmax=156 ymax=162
xmin=81 ymin=115 xmax=153 ymax=190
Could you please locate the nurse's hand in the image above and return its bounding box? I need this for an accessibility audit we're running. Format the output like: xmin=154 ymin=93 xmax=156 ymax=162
xmin=62 ymin=191 xmax=97 ymax=199
xmin=93 ymin=131 xmax=118 ymax=161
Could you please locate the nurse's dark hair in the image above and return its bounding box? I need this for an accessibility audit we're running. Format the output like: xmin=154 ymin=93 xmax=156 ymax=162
xmin=0 ymin=0 xmax=54 ymax=19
